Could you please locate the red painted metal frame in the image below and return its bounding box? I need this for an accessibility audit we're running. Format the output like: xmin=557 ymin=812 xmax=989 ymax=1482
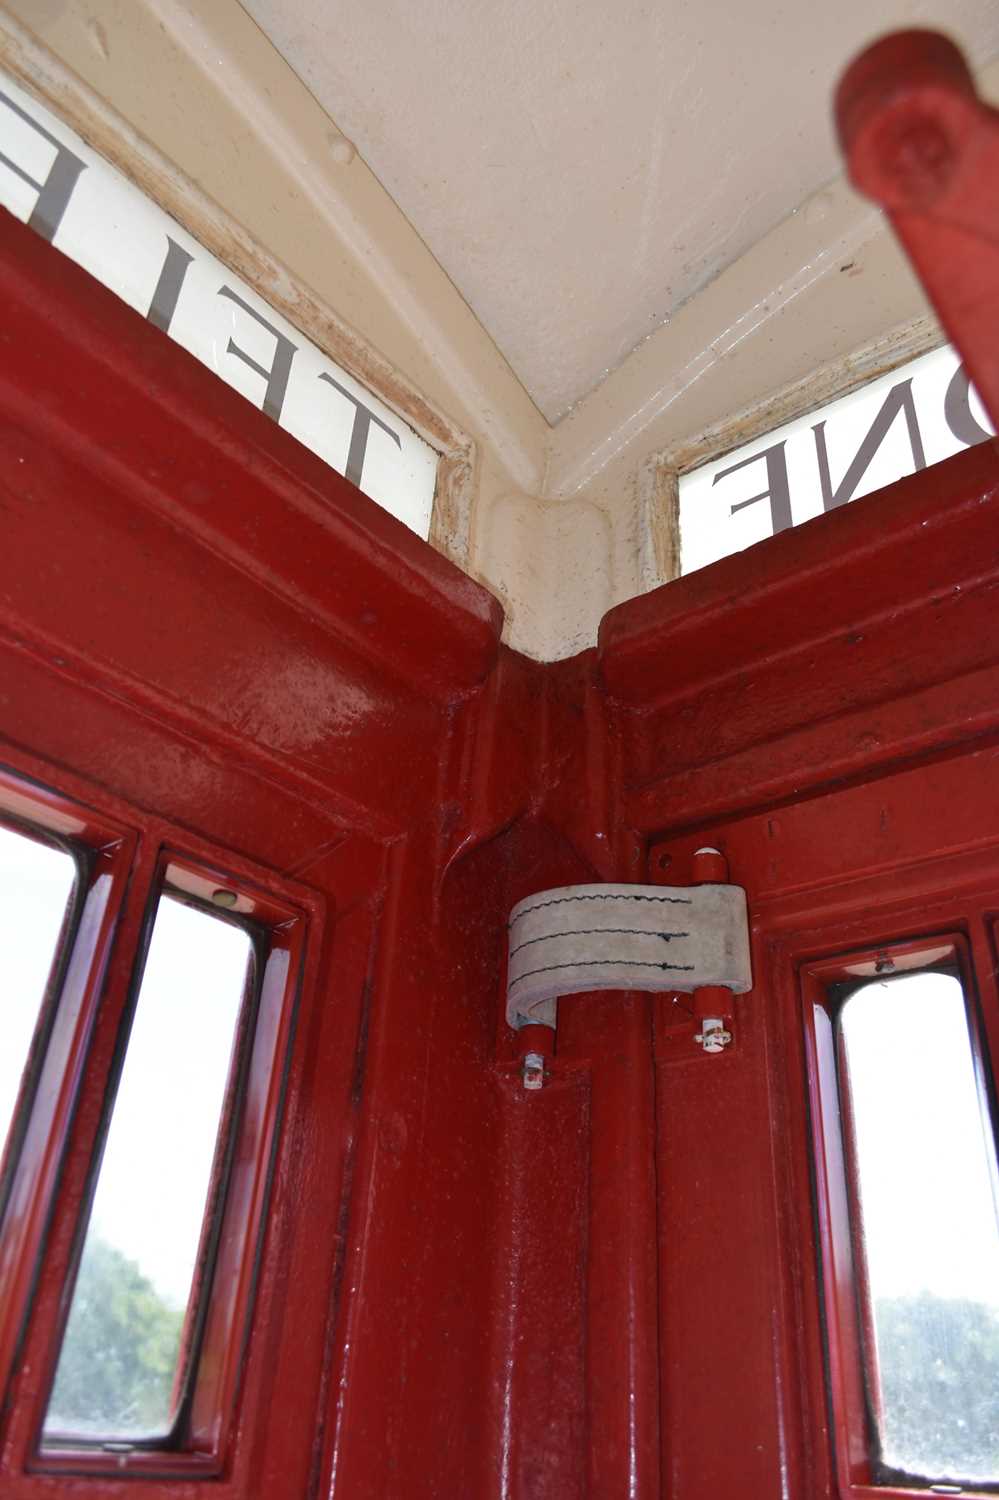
xmin=0 ymin=815 xmax=80 ymax=1195
xmin=0 ymin=200 xmax=511 ymax=1500
xmin=0 ymin=742 xmax=325 ymax=1493
xmin=3 ymin=27 xmax=999 ymax=1497
xmin=801 ymin=935 xmax=989 ymax=1498
xmin=179 ymin=871 xmax=305 ymax=1471
xmin=26 ymin=850 xmax=308 ymax=1481
xmin=644 ymin=764 xmax=999 ymax=1500
xmin=0 ymin=200 xmax=501 ymax=710
xmin=0 ymin=770 xmax=136 ymax=1429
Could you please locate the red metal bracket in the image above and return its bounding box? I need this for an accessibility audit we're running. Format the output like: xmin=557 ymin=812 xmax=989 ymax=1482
xmin=836 ymin=29 xmax=999 ymax=431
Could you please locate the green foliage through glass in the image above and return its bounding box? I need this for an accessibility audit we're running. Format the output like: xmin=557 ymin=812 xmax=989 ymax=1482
xmin=876 ymin=1293 xmax=999 ymax=1483
xmin=46 ymin=1237 xmax=183 ymax=1439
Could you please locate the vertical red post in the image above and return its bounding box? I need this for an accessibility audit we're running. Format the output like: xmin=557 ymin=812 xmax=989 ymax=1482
xmin=581 ymin=991 xmax=661 ymax=1500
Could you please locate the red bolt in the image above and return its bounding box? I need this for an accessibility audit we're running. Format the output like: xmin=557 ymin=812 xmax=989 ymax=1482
xmin=835 ymin=29 xmax=974 ymax=209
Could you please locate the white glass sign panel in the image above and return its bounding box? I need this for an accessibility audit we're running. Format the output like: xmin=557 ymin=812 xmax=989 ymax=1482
xmin=679 ymin=344 xmax=994 ymax=575
xmin=0 ymin=73 xmax=438 ymax=539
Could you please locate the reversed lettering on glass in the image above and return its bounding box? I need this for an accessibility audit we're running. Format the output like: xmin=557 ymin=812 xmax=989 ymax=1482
xmin=679 ymin=344 xmax=995 ymax=574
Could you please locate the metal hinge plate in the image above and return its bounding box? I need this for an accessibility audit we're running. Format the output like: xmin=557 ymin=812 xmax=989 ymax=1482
xmin=506 ymin=882 xmax=752 ymax=1031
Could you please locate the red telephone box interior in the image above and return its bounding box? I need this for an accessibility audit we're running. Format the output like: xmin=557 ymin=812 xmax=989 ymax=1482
xmin=0 ymin=28 xmax=998 ymax=1500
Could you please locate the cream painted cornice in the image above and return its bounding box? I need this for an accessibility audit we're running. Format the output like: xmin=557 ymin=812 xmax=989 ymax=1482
xmin=4 ymin=2 xmax=990 ymax=661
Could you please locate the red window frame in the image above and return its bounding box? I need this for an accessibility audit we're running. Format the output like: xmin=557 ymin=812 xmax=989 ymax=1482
xmin=0 ymin=755 xmax=312 ymax=1483
xmin=0 ymin=764 xmax=136 ymax=1421
xmin=0 ymin=813 xmax=87 ymax=1198
xmin=801 ymin=931 xmax=999 ymax=1500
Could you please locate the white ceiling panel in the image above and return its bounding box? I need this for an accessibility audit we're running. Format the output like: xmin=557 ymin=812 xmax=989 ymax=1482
xmin=239 ymin=0 xmax=999 ymax=422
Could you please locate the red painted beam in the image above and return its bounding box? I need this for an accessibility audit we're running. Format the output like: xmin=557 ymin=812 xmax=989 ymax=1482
xmin=598 ymin=437 xmax=999 ymax=711
xmin=837 ymin=29 xmax=999 ymax=432
xmin=0 ymin=208 xmax=502 ymax=703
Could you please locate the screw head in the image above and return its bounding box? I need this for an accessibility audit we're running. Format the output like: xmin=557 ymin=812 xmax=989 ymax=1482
xmin=695 ymin=1019 xmax=733 ymax=1054
xmin=522 ymin=1052 xmax=545 ymax=1090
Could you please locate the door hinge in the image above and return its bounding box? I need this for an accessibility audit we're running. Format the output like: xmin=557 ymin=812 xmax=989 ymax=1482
xmin=506 ymin=849 xmax=752 ymax=1081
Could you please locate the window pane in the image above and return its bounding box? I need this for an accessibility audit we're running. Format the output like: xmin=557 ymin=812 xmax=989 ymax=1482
xmin=0 ymin=824 xmax=76 ymax=1168
xmin=678 ymin=343 xmax=993 ymax=575
xmin=44 ymin=894 xmax=251 ymax=1442
xmin=839 ymin=971 xmax=999 ymax=1486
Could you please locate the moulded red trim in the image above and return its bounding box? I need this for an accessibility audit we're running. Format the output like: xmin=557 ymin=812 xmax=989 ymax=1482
xmin=0 ymin=209 xmax=503 ymax=703
xmin=597 ymin=437 xmax=999 ymax=708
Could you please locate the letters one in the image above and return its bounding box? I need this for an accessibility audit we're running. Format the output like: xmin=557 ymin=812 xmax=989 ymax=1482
xmin=713 ymin=366 xmax=993 ymax=536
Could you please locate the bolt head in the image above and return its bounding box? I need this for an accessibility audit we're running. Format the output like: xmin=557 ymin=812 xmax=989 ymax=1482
xmin=695 ymin=1019 xmax=733 ymax=1054
xmin=522 ymin=1052 xmax=545 ymax=1090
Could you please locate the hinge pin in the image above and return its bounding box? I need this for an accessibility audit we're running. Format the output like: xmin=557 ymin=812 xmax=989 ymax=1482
xmin=692 ymin=848 xmax=736 ymax=1053
xmin=518 ymin=1023 xmax=553 ymax=1091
